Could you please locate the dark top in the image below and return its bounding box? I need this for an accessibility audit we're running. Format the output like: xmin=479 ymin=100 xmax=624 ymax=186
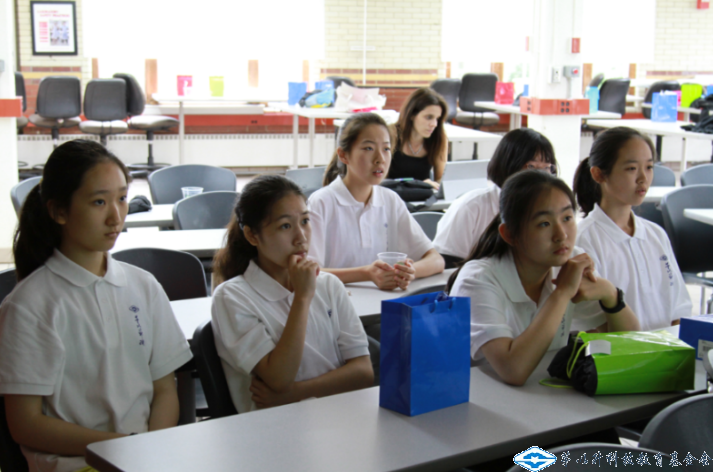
xmin=388 ymin=150 xmax=432 ymax=181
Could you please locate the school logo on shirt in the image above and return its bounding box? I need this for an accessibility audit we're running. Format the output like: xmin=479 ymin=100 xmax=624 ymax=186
xmin=513 ymin=446 xmax=557 ymax=471
xmin=328 ymin=309 xmax=332 ymax=318
xmin=132 ymin=312 xmax=145 ymax=346
xmin=129 ymin=305 xmax=139 ymax=313
xmin=660 ymin=255 xmax=674 ymax=286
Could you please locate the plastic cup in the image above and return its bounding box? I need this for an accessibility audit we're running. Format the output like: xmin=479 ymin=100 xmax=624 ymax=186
xmin=181 ymin=187 xmax=203 ymax=199
xmin=377 ymin=252 xmax=408 ymax=267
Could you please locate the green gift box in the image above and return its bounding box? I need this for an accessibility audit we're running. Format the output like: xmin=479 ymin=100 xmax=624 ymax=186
xmin=209 ymin=76 xmax=224 ymax=97
xmin=681 ymin=83 xmax=704 ymax=108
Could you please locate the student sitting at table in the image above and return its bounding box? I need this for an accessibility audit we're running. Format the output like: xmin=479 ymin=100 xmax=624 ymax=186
xmin=0 ymin=140 xmax=192 ymax=472
xmin=433 ymin=128 xmax=558 ymax=267
xmin=315 ymin=113 xmax=445 ymax=290
xmin=447 ymin=170 xmax=640 ymax=387
xmin=573 ymin=127 xmax=691 ymax=331
xmin=211 ymin=175 xmax=374 ymax=413
xmin=387 ymin=87 xmax=448 ymax=190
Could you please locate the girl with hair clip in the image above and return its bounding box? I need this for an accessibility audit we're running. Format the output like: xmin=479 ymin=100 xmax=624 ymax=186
xmin=433 ymin=128 xmax=558 ymax=266
xmin=211 ymin=175 xmax=374 ymax=413
xmin=573 ymin=127 xmax=691 ymax=331
xmin=0 ymin=140 xmax=192 ymax=472
xmin=387 ymin=87 xmax=449 ymax=189
xmin=447 ymin=170 xmax=639 ymax=387
xmin=314 ymin=113 xmax=444 ymax=291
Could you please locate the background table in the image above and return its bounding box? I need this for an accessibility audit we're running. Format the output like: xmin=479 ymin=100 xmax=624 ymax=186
xmin=87 ymin=328 xmax=707 ymax=472
xmin=111 ymin=228 xmax=227 ymax=258
xmin=683 ymin=208 xmax=713 ymax=225
xmin=123 ymin=204 xmax=175 ymax=229
xmin=474 ymin=101 xmax=621 ymax=131
xmin=643 ymin=186 xmax=676 ymax=203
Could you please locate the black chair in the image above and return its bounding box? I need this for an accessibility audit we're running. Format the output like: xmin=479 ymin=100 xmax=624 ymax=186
xmin=681 ymin=163 xmax=713 ymax=186
xmin=0 ymin=268 xmax=17 ymax=303
xmin=632 ymin=165 xmax=676 ymax=228
xmin=412 ymin=212 xmax=443 ymax=241
xmin=14 ymin=72 xmax=28 ymax=134
xmin=642 ymin=81 xmax=681 ymax=161
xmin=191 ymin=321 xmax=239 ymax=419
xmin=639 ymin=395 xmax=713 ymax=472
xmin=505 ymin=443 xmax=685 ymax=471
xmin=326 ymin=76 xmax=355 ymax=90
xmin=588 ymin=73 xmax=605 ymax=88
xmin=112 ymin=248 xmax=208 ymax=302
xmin=148 ymin=164 xmax=237 ymax=204
xmin=29 ymin=76 xmax=81 ymax=149
xmin=455 ymin=73 xmax=499 ymax=160
xmin=0 ymin=396 xmax=29 ymax=472
xmin=10 ymin=176 xmax=41 ymax=217
xmin=597 ymin=78 xmax=630 ymax=116
xmin=79 ymin=79 xmax=129 ymax=146
xmin=173 ymin=191 xmax=239 ymax=230
xmin=113 ymin=73 xmax=179 ymax=172
xmin=430 ymin=78 xmax=461 ymax=123
xmin=660 ymin=185 xmax=713 ymax=313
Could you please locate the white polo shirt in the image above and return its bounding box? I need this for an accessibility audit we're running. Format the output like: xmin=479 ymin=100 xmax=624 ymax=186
xmin=576 ymin=204 xmax=692 ymax=331
xmin=307 ymin=176 xmax=434 ymax=268
xmin=449 ymin=248 xmax=605 ymax=361
xmin=0 ymin=250 xmax=192 ymax=472
xmin=433 ymin=185 xmax=500 ymax=259
xmin=212 ymin=260 xmax=370 ymax=413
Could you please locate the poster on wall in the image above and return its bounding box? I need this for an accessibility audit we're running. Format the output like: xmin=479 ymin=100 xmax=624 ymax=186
xmin=31 ymin=2 xmax=78 ymax=55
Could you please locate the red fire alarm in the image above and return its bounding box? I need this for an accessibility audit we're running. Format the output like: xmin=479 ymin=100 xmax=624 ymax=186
xmin=698 ymin=0 xmax=709 ymax=8
xmin=571 ymin=38 xmax=581 ymax=54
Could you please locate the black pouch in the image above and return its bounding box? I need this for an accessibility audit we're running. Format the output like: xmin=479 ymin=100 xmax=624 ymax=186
xmin=128 ymin=195 xmax=152 ymax=214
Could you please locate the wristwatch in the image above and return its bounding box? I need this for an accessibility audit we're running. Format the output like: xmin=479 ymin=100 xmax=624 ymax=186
xmin=599 ymin=287 xmax=625 ymax=314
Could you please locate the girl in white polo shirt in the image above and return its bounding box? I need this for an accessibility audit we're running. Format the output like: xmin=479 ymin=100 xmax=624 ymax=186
xmin=573 ymin=127 xmax=692 ymax=330
xmin=211 ymin=175 xmax=373 ymax=413
xmin=313 ymin=113 xmax=444 ymax=291
xmin=433 ymin=128 xmax=558 ymax=267
xmin=448 ymin=170 xmax=640 ymax=386
xmin=0 ymin=140 xmax=192 ymax=472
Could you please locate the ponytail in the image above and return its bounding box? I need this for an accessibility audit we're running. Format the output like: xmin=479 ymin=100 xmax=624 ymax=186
xmin=573 ymin=157 xmax=600 ymax=216
xmin=13 ymin=139 xmax=129 ymax=281
xmin=213 ymin=174 xmax=305 ymax=286
xmin=323 ymin=150 xmax=345 ymax=186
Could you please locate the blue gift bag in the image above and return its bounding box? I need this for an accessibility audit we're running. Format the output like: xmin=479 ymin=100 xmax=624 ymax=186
xmin=523 ymin=84 xmax=529 ymax=97
xmin=652 ymin=92 xmax=678 ymax=122
xmin=707 ymin=85 xmax=713 ymax=97
xmin=586 ymin=86 xmax=599 ymax=114
xmin=379 ymin=292 xmax=471 ymax=416
xmin=288 ymin=82 xmax=307 ymax=106
xmin=315 ymin=80 xmax=334 ymax=91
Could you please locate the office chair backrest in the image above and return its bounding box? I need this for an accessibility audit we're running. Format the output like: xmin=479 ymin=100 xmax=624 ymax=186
xmin=652 ymin=164 xmax=676 ymax=187
xmin=10 ymin=176 xmax=41 ymax=217
xmin=642 ymin=81 xmax=681 ymax=119
xmin=326 ymin=76 xmax=355 ymax=90
xmin=0 ymin=268 xmax=17 ymax=304
xmin=14 ymin=72 xmax=27 ymax=112
xmin=83 ymin=79 xmax=128 ymax=122
xmin=112 ymin=248 xmax=208 ymax=301
xmin=35 ymin=76 xmax=81 ymax=119
xmin=191 ymin=321 xmax=239 ymax=418
xmin=660 ymin=185 xmax=713 ymax=274
xmin=681 ymin=163 xmax=713 ymax=186
xmin=411 ymin=212 xmax=443 ymax=241
xmin=0 ymin=396 xmax=29 ymax=472
xmin=173 ymin=191 xmax=239 ymax=230
xmin=459 ymin=73 xmax=498 ymax=113
xmin=148 ymin=164 xmax=237 ymax=204
xmin=430 ymin=78 xmax=461 ymax=122
xmin=588 ymin=73 xmax=605 ymax=88
xmin=113 ymin=73 xmax=146 ymax=117
xmin=640 ymin=395 xmax=713 ymax=472
xmin=285 ymin=166 xmax=326 ymax=196
xmin=597 ymin=79 xmax=630 ymax=116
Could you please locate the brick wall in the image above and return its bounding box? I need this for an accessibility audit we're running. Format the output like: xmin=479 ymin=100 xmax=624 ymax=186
xmin=321 ymin=0 xmax=444 ymax=86
xmin=638 ymin=0 xmax=713 ymax=78
xmin=16 ymin=0 xmax=89 ymax=117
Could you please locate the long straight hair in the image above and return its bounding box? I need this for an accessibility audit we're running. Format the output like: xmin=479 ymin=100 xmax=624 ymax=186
xmin=13 ymin=139 xmax=130 ymax=281
xmin=446 ymin=170 xmax=577 ymax=292
xmin=323 ymin=113 xmax=391 ymax=186
xmin=213 ymin=174 xmax=306 ymax=286
xmin=392 ymin=88 xmax=448 ymax=168
xmin=573 ymin=127 xmax=655 ymax=216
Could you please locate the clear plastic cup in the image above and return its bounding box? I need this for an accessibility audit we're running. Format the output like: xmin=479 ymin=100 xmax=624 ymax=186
xmin=377 ymin=252 xmax=408 ymax=267
xmin=181 ymin=187 xmax=203 ymax=199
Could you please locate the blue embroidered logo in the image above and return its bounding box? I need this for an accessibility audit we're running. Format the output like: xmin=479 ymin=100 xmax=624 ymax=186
xmin=513 ymin=447 xmax=557 ymax=471
xmin=327 ymin=309 xmax=332 ymax=318
xmin=129 ymin=305 xmax=139 ymax=313
xmin=660 ymin=255 xmax=668 ymax=262
xmin=661 ymin=254 xmax=674 ymax=286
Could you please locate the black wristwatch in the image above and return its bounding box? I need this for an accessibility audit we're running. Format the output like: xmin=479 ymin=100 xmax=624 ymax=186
xmin=599 ymin=287 xmax=626 ymax=313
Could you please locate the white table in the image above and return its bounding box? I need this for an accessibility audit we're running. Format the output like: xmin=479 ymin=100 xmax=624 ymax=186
xmin=170 ymin=270 xmax=454 ymax=339
xmin=123 ymin=204 xmax=175 ymax=229
xmin=111 ymin=228 xmax=227 ymax=258
xmin=586 ymin=119 xmax=713 ymax=171
xmin=684 ymin=209 xmax=713 ymax=226
xmin=151 ymin=94 xmax=268 ymax=164
xmin=86 ymin=329 xmax=707 ymax=472
xmin=643 ymin=186 xmax=677 ymax=203
xmin=474 ymin=101 xmax=621 ymax=131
